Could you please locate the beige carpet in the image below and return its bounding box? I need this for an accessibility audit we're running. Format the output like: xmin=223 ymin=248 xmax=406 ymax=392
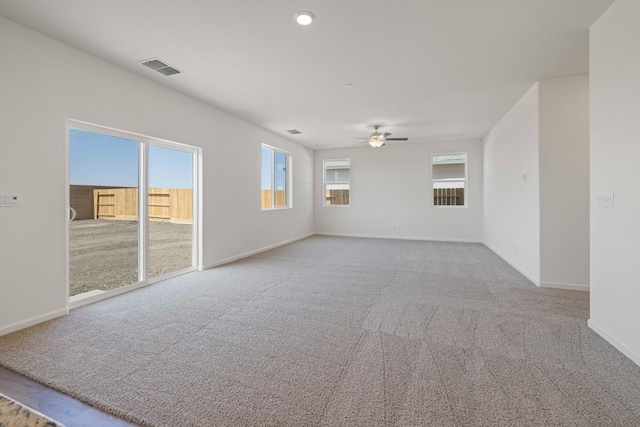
xmin=0 ymin=236 xmax=639 ymax=426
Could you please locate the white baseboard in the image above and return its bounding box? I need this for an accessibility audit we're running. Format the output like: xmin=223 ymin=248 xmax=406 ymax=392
xmin=540 ymin=281 xmax=589 ymax=292
xmin=203 ymin=233 xmax=314 ymax=269
xmin=314 ymin=232 xmax=482 ymax=244
xmin=588 ymin=319 xmax=640 ymax=367
xmin=482 ymin=241 xmax=540 ymax=286
xmin=0 ymin=308 xmax=69 ymax=337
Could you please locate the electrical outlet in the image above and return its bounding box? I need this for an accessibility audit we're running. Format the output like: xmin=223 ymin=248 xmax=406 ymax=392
xmin=596 ymin=193 xmax=614 ymax=207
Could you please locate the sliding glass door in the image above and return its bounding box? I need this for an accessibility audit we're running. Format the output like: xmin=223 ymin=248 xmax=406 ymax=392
xmin=68 ymin=129 xmax=141 ymax=299
xmin=148 ymin=144 xmax=194 ymax=279
xmin=67 ymin=122 xmax=198 ymax=305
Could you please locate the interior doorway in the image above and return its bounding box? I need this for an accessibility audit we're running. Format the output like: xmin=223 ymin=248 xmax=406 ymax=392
xmin=67 ymin=121 xmax=199 ymax=307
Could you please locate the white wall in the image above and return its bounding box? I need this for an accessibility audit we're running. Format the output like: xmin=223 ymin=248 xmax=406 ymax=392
xmin=314 ymin=140 xmax=483 ymax=242
xmin=483 ymin=76 xmax=590 ymax=289
xmin=0 ymin=17 xmax=313 ymax=335
xmin=483 ymin=84 xmax=541 ymax=284
xmin=539 ymin=75 xmax=590 ymax=290
xmin=589 ymin=0 xmax=640 ymax=366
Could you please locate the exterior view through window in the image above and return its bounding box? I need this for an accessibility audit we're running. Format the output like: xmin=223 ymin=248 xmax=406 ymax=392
xmin=68 ymin=125 xmax=197 ymax=303
xmin=148 ymin=145 xmax=194 ymax=279
xmin=432 ymin=153 xmax=466 ymax=206
xmin=69 ymin=129 xmax=140 ymax=296
xmin=324 ymin=159 xmax=350 ymax=206
xmin=261 ymin=144 xmax=289 ymax=209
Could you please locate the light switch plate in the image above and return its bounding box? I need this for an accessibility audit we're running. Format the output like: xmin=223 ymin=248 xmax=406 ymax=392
xmin=596 ymin=193 xmax=614 ymax=207
xmin=0 ymin=194 xmax=20 ymax=207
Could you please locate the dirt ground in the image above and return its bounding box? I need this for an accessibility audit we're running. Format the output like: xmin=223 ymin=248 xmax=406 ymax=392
xmin=69 ymin=219 xmax=192 ymax=296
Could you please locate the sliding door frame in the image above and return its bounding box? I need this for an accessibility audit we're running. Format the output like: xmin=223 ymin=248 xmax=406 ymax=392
xmin=65 ymin=119 xmax=201 ymax=309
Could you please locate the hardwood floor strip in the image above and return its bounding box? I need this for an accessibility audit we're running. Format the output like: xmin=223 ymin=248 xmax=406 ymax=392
xmin=0 ymin=366 xmax=135 ymax=427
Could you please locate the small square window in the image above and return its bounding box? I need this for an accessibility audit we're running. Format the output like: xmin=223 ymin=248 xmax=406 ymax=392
xmin=324 ymin=159 xmax=350 ymax=206
xmin=432 ymin=153 xmax=466 ymax=207
xmin=262 ymin=145 xmax=290 ymax=209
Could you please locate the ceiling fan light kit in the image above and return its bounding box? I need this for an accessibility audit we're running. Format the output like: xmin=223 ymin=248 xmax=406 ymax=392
xmin=364 ymin=125 xmax=408 ymax=148
xmin=369 ymin=135 xmax=386 ymax=148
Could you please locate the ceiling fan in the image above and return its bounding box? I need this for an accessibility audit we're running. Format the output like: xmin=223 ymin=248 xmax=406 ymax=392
xmin=356 ymin=125 xmax=408 ymax=148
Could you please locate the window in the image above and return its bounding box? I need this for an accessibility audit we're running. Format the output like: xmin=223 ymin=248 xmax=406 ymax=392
xmin=432 ymin=153 xmax=466 ymax=206
xmin=261 ymin=144 xmax=290 ymax=209
xmin=67 ymin=120 xmax=200 ymax=308
xmin=324 ymin=159 xmax=350 ymax=206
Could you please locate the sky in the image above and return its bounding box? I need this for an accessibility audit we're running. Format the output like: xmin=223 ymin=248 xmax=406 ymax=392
xmin=70 ymin=129 xmax=193 ymax=188
xmin=261 ymin=146 xmax=286 ymax=191
xmin=261 ymin=146 xmax=271 ymax=190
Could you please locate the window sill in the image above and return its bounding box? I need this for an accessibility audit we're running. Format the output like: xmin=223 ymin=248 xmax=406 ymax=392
xmin=262 ymin=206 xmax=292 ymax=211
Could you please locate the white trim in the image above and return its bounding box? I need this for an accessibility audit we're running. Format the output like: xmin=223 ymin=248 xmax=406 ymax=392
xmin=540 ymin=281 xmax=589 ymax=292
xmin=68 ymin=267 xmax=197 ymax=310
xmin=68 ymin=280 xmax=151 ymax=309
xmin=588 ymin=319 xmax=640 ymax=367
xmin=432 ymin=151 xmax=468 ymax=207
xmin=69 ymin=289 xmax=106 ymax=302
xmin=314 ymin=232 xmax=482 ymax=244
xmin=65 ymin=123 xmax=71 ymax=301
xmin=0 ymin=308 xmax=68 ymax=337
xmin=139 ymin=141 xmax=148 ymax=283
xmin=66 ymin=119 xmax=201 ymax=307
xmin=149 ymin=266 xmax=196 ymax=284
xmin=196 ymin=149 xmax=204 ymax=270
xmin=483 ymin=241 xmax=540 ymax=286
xmin=323 ymin=158 xmax=351 ymax=207
xmin=261 ymin=143 xmax=291 ymax=210
xmin=67 ymin=119 xmax=196 ymax=150
xmin=203 ymin=233 xmax=314 ymax=269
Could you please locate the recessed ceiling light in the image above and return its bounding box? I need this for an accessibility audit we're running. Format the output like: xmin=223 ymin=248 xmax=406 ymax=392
xmin=293 ymin=11 xmax=315 ymax=26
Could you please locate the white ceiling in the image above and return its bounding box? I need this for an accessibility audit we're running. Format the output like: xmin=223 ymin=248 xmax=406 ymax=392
xmin=0 ymin=0 xmax=614 ymax=150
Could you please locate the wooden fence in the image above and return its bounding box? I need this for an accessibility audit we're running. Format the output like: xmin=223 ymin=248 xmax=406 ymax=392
xmin=325 ymin=189 xmax=350 ymax=206
xmin=261 ymin=190 xmax=287 ymax=209
xmin=70 ymin=185 xmax=121 ymax=220
xmin=433 ymin=188 xmax=464 ymax=206
xmin=94 ymin=188 xmax=193 ymax=223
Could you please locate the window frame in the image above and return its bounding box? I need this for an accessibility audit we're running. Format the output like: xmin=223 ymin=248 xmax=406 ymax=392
xmin=66 ymin=119 xmax=201 ymax=309
xmin=431 ymin=151 xmax=468 ymax=208
xmin=323 ymin=158 xmax=351 ymax=207
xmin=261 ymin=144 xmax=291 ymax=210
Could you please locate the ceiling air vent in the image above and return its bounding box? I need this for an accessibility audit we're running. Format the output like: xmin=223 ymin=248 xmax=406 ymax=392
xmin=286 ymin=129 xmax=302 ymax=134
xmin=140 ymin=58 xmax=182 ymax=76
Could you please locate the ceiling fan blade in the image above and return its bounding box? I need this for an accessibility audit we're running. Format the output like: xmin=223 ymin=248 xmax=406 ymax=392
xmin=353 ymin=141 xmax=369 ymax=145
xmin=385 ymin=138 xmax=408 ymax=141
xmin=383 ymin=133 xmax=392 ymax=137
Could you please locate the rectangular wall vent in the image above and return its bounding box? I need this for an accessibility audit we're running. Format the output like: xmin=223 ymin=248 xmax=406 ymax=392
xmin=140 ymin=58 xmax=182 ymax=76
xmin=286 ymin=129 xmax=302 ymax=134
